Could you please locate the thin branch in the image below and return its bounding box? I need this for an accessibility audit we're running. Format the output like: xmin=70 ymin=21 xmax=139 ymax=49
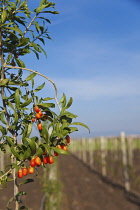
xmin=3 ymin=65 xmax=61 ymax=111
xmin=0 ymin=160 xmax=24 ymax=180
xmin=24 ymin=15 xmax=37 ymax=35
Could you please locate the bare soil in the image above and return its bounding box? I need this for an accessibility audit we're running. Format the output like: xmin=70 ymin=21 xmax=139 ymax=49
xmin=0 ymin=169 xmax=44 ymax=210
xmin=1 ymin=153 xmax=140 ymax=210
xmin=59 ymin=154 xmax=140 ymax=210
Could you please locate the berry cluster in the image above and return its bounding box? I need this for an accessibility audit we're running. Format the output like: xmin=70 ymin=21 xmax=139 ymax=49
xmin=32 ymin=105 xmax=47 ymax=131
xmin=17 ymin=135 xmax=70 ymax=178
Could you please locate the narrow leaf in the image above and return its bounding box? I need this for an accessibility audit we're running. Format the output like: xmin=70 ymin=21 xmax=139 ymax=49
xmin=14 ymin=89 xmax=20 ymax=109
xmin=70 ymin=122 xmax=90 ymax=132
xmin=65 ymin=97 xmax=73 ymax=109
xmin=20 ymin=98 xmax=32 ymax=108
xmin=1 ymin=10 xmax=7 ymax=23
xmin=34 ymin=82 xmax=45 ymax=92
xmin=15 ymin=58 xmax=25 ymax=68
xmin=19 ymin=179 xmax=34 ymax=186
xmin=25 ymin=73 xmax=36 ymax=81
xmin=51 ymin=147 xmax=69 ymax=155
xmin=0 ymin=78 xmax=9 ymax=86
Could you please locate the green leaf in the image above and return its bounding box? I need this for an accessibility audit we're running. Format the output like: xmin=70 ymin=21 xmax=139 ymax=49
xmin=13 ymin=112 xmax=18 ymax=124
xmin=38 ymin=103 xmax=55 ymax=108
xmin=25 ymin=138 xmax=36 ymax=152
xmin=1 ymin=10 xmax=7 ymax=23
xmin=36 ymin=147 xmax=44 ymax=156
xmin=62 ymin=111 xmax=78 ymax=119
xmin=37 ymin=44 xmax=47 ymax=57
xmin=42 ymin=97 xmax=54 ymax=101
xmin=18 ymin=179 xmax=34 ymax=186
xmin=66 ymin=127 xmax=78 ymax=133
xmin=70 ymin=122 xmax=90 ymax=132
xmin=6 ymin=54 xmax=12 ymax=63
xmin=16 ymin=191 xmax=27 ymax=197
xmin=15 ymin=58 xmax=25 ymax=68
xmin=34 ymin=82 xmax=45 ymax=92
xmin=60 ymin=93 xmax=66 ymax=108
xmin=35 ymin=5 xmax=48 ymax=14
xmin=19 ymin=206 xmax=28 ymax=210
xmin=0 ymin=125 xmax=6 ymax=135
xmin=8 ymin=101 xmax=15 ymax=111
xmin=10 ymin=146 xmax=20 ymax=159
xmin=41 ymin=11 xmax=59 ymax=15
xmin=21 ymin=146 xmax=31 ymax=159
xmin=51 ymin=147 xmax=69 ymax=155
xmin=5 ymin=26 xmax=23 ymax=35
xmin=40 ymin=123 xmax=49 ymax=141
xmin=14 ymin=89 xmax=20 ymax=109
xmin=0 ymin=78 xmax=9 ymax=86
xmin=17 ymin=38 xmax=30 ymax=47
xmin=38 ymin=17 xmax=51 ymax=24
xmin=20 ymin=98 xmax=32 ymax=108
xmin=30 ymin=42 xmax=41 ymax=52
xmin=27 ymin=123 xmax=32 ymax=137
xmin=25 ymin=73 xmax=36 ymax=81
xmin=7 ymin=196 xmax=14 ymax=209
xmin=65 ymin=97 xmax=73 ymax=109
xmin=0 ymin=112 xmax=6 ymax=124
xmin=31 ymin=49 xmax=39 ymax=59
xmin=6 ymin=136 xmax=15 ymax=146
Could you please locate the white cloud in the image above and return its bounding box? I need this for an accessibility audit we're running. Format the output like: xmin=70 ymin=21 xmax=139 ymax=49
xmin=54 ymin=75 xmax=140 ymax=100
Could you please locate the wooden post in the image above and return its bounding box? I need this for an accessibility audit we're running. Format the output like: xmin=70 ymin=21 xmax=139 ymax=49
xmin=0 ymin=151 xmax=4 ymax=171
xmin=114 ymin=138 xmax=119 ymax=161
xmin=127 ymin=137 xmax=133 ymax=167
xmin=121 ymin=131 xmax=130 ymax=192
xmin=101 ymin=136 xmax=107 ymax=177
xmin=88 ymin=138 xmax=94 ymax=169
xmin=82 ymin=138 xmax=87 ymax=163
xmin=79 ymin=139 xmax=82 ymax=160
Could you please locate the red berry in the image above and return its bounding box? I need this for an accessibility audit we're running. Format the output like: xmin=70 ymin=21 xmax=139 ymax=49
xmin=28 ymin=166 xmax=34 ymax=174
xmin=61 ymin=145 xmax=68 ymax=151
xmin=56 ymin=145 xmax=62 ymax=149
xmin=35 ymin=113 xmax=41 ymax=119
xmin=37 ymin=123 xmax=42 ymax=131
xmin=18 ymin=169 xmax=23 ymax=178
xmin=32 ymin=118 xmax=36 ymax=122
xmin=43 ymin=156 xmax=48 ymax=164
xmin=22 ymin=167 xmax=28 ymax=176
xmin=66 ymin=135 xmax=70 ymax=143
xmin=48 ymin=156 xmax=54 ymax=164
xmin=38 ymin=110 xmax=43 ymax=116
xmin=35 ymin=156 xmax=42 ymax=166
xmin=30 ymin=158 xmax=36 ymax=167
xmin=34 ymin=105 xmax=40 ymax=113
xmin=54 ymin=151 xmax=58 ymax=156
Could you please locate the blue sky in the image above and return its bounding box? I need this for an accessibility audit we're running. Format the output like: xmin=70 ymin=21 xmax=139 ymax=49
xmin=23 ymin=0 xmax=140 ymax=137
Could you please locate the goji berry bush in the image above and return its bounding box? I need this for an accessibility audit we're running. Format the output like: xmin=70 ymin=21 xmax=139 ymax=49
xmin=0 ymin=0 xmax=89 ymax=209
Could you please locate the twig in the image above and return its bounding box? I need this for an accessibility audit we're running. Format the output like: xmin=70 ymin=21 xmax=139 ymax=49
xmin=3 ymin=65 xmax=61 ymax=111
xmin=24 ymin=15 xmax=37 ymax=35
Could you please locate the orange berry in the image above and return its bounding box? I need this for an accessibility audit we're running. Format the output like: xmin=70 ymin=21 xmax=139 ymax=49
xmin=66 ymin=135 xmax=70 ymax=143
xmin=18 ymin=169 xmax=23 ymax=178
xmin=28 ymin=166 xmax=34 ymax=174
xmin=61 ymin=145 xmax=68 ymax=151
xmin=54 ymin=151 xmax=58 ymax=156
xmin=34 ymin=105 xmax=40 ymax=113
xmin=37 ymin=123 xmax=42 ymax=131
xmin=35 ymin=156 xmax=42 ymax=166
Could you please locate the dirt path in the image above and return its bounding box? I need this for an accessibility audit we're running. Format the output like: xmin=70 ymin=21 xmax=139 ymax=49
xmin=58 ymin=154 xmax=140 ymax=210
xmin=0 ymin=171 xmax=44 ymax=210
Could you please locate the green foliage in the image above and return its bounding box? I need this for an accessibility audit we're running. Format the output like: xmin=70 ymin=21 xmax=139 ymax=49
xmin=0 ymin=0 xmax=89 ymax=209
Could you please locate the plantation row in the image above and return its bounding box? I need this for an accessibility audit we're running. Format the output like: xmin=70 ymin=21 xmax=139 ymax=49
xmin=70 ymin=132 xmax=140 ymax=195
